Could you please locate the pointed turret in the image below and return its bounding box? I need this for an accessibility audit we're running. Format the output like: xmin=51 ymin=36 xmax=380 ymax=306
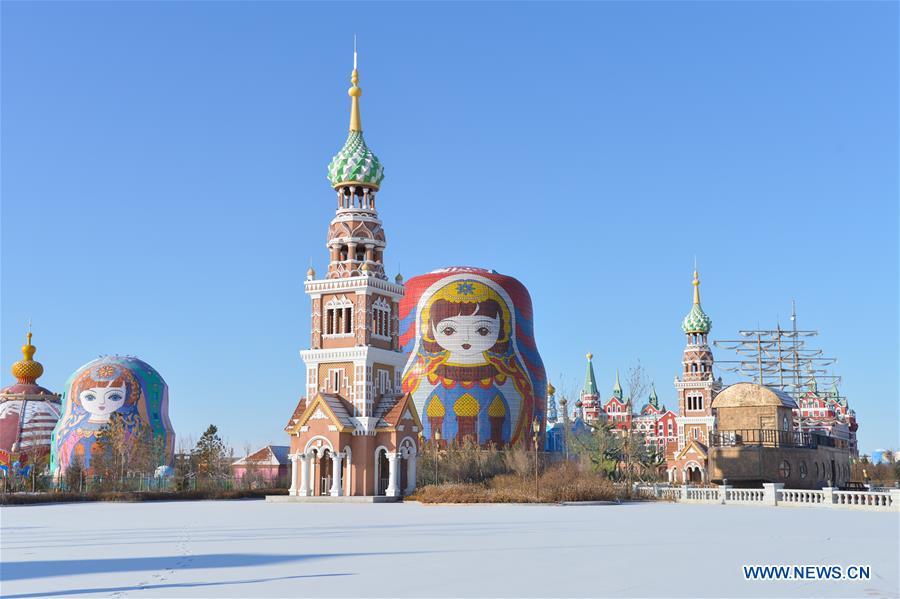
xmin=583 ymin=353 xmax=598 ymax=396
xmin=612 ymin=369 xmax=623 ymax=400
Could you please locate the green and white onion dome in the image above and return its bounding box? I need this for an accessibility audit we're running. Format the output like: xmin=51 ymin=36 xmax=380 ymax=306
xmin=682 ymin=303 xmax=712 ymax=333
xmin=681 ymin=270 xmax=712 ymax=333
xmin=327 ymin=130 xmax=384 ymax=188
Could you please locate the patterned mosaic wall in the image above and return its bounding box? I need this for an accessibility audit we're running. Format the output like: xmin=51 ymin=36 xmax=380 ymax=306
xmin=50 ymin=356 xmax=175 ymax=476
xmin=399 ymin=267 xmax=546 ymax=448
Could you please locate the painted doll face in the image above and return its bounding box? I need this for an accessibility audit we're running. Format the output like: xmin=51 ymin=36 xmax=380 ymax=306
xmin=80 ymin=385 xmax=127 ymax=423
xmin=432 ymin=313 xmax=500 ymax=364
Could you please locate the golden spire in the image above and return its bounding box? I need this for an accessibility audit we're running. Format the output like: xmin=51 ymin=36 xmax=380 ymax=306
xmin=12 ymin=330 xmax=44 ymax=384
xmin=348 ymin=37 xmax=362 ymax=132
xmin=692 ymin=270 xmax=701 ymax=305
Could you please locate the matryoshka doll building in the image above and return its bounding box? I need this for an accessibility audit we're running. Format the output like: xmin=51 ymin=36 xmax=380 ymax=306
xmin=282 ymin=54 xmax=421 ymax=498
xmin=398 ymin=267 xmax=547 ymax=449
xmin=51 ymin=355 xmax=175 ymax=477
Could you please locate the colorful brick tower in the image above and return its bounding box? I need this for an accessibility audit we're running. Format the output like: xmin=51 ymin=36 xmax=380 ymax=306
xmin=284 ymin=50 xmax=420 ymax=498
xmin=670 ymin=269 xmax=720 ymax=482
xmin=300 ymin=51 xmax=406 ymax=419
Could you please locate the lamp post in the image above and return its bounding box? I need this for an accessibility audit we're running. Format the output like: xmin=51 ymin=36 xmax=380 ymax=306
xmin=532 ymin=417 xmax=541 ymax=502
xmin=433 ymin=430 xmax=441 ymax=485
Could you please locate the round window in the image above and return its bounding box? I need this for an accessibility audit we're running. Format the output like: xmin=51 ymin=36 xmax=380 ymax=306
xmin=778 ymin=460 xmax=791 ymax=479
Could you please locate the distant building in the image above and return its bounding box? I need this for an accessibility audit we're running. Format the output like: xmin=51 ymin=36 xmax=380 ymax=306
xmin=0 ymin=332 xmax=61 ymax=475
xmin=232 ymin=445 xmax=290 ymax=486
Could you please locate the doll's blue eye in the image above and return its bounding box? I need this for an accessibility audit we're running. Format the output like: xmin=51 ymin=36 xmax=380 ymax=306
xmin=84 ymin=394 xmax=96 ymax=402
xmin=108 ymin=393 xmax=123 ymax=402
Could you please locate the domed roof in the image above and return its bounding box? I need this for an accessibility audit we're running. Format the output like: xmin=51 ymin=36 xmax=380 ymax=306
xmin=326 ymin=61 xmax=384 ymax=189
xmin=711 ymin=382 xmax=797 ymax=409
xmin=681 ymin=270 xmax=712 ymax=334
xmin=327 ymin=131 xmax=384 ymax=189
xmin=0 ymin=382 xmax=58 ymax=397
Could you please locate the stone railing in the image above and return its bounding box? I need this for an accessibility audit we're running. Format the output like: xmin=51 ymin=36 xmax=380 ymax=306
xmin=725 ymin=488 xmax=765 ymax=503
xmin=833 ymin=490 xmax=893 ymax=508
xmin=635 ymin=483 xmax=899 ymax=511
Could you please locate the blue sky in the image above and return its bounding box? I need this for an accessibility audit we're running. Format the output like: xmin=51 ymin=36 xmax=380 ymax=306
xmin=2 ymin=2 xmax=897 ymax=453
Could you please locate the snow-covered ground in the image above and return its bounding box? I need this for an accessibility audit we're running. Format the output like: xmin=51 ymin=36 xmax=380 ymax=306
xmin=1 ymin=500 xmax=897 ymax=598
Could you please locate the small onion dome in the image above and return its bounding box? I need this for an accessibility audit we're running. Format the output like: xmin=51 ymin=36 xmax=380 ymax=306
xmin=395 ymin=272 xmax=404 ymax=284
xmin=12 ymin=332 xmax=43 ymax=384
xmin=306 ymin=265 xmax=316 ymax=280
xmin=547 ymin=382 xmax=556 ymax=396
xmin=575 ymin=400 xmax=583 ymax=408
xmin=682 ymin=270 xmax=712 ymax=333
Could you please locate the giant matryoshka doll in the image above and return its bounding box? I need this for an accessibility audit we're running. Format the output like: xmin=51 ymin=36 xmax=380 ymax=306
xmin=399 ymin=267 xmax=546 ymax=448
xmin=51 ymin=355 xmax=175 ymax=476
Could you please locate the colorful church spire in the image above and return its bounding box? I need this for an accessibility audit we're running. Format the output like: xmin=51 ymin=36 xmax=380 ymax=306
xmin=613 ymin=369 xmax=623 ymax=400
xmin=327 ymin=44 xmax=385 ymax=189
xmin=682 ymin=269 xmax=713 ymax=334
xmin=648 ymin=383 xmax=659 ymax=408
xmin=583 ymin=353 xmax=598 ymax=396
xmin=547 ymin=382 xmax=558 ymax=424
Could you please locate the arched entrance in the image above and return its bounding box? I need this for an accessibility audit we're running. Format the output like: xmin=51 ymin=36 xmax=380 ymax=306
xmin=319 ymin=449 xmax=332 ymax=496
xmin=685 ymin=465 xmax=703 ymax=484
xmin=375 ymin=448 xmax=389 ymax=496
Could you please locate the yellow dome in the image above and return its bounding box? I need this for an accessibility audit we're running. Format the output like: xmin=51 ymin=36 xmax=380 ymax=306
xmin=11 ymin=332 xmax=43 ymax=383
xmin=547 ymin=382 xmax=556 ymax=396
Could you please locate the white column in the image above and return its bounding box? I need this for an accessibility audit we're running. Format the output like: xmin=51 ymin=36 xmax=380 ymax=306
xmin=330 ymin=453 xmax=344 ymax=497
xmin=404 ymin=452 xmax=417 ymax=496
xmin=385 ymin=452 xmax=400 ymax=497
xmin=289 ymin=454 xmax=299 ymax=496
xmin=299 ymin=453 xmax=311 ymax=496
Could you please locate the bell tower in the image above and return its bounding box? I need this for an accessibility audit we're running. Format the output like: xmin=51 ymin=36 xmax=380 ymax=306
xmin=674 ymin=269 xmax=719 ymax=448
xmin=300 ymin=49 xmax=406 ymax=423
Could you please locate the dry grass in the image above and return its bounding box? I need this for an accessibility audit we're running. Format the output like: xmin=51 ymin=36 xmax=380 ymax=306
xmin=409 ymin=462 xmax=629 ymax=504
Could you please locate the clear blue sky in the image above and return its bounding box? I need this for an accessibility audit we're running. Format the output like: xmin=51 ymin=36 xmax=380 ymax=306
xmin=2 ymin=2 xmax=897 ymax=454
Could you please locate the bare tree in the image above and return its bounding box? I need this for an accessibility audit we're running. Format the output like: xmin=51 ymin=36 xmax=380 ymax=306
xmin=622 ymin=361 xmax=650 ymax=496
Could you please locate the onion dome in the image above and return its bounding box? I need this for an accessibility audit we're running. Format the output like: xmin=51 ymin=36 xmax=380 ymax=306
xmin=306 ymin=265 xmax=316 ymax=281
xmin=12 ymin=332 xmax=44 ymax=384
xmin=547 ymin=382 xmax=556 ymax=396
xmin=326 ymin=57 xmax=385 ymax=189
xmin=681 ymin=270 xmax=712 ymax=334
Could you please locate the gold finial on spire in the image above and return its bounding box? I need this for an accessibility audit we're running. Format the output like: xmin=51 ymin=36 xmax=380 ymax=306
xmin=692 ymin=269 xmax=701 ymax=305
xmin=348 ymin=36 xmax=362 ymax=132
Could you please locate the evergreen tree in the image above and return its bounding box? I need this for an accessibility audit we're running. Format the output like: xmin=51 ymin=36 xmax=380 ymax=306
xmin=193 ymin=425 xmax=228 ymax=484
